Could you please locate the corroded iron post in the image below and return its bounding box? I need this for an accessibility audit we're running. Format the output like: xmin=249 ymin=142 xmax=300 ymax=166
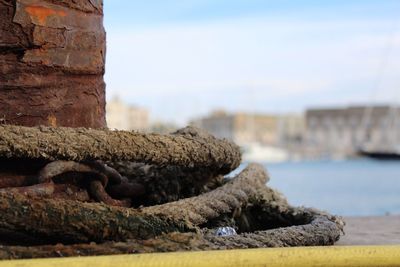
xmin=0 ymin=0 xmax=106 ymax=128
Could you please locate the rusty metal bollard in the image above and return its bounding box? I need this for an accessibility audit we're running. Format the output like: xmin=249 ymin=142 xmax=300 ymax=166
xmin=0 ymin=0 xmax=106 ymax=128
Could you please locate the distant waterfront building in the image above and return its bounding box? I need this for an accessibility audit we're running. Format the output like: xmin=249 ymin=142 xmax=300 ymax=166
xmin=191 ymin=110 xmax=274 ymax=145
xmin=305 ymin=105 xmax=400 ymax=157
xmin=277 ymin=114 xmax=305 ymax=148
xmin=191 ymin=110 xmax=304 ymax=147
xmin=106 ymin=97 xmax=149 ymax=132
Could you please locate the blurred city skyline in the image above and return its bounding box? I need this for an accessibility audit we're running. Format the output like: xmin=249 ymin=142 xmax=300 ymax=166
xmin=104 ymin=1 xmax=400 ymax=125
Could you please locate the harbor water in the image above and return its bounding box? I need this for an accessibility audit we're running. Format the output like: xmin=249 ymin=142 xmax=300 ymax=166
xmin=236 ymin=160 xmax=400 ymax=216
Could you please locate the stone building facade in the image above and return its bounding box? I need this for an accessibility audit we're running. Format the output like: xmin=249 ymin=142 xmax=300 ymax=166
xmin=305 ymin=105 xmax=400 ymax=157
xmin=191 ymin=110 xmax=304 ymax=148
xmin=106 ymin=97 xmax=149 ymax=132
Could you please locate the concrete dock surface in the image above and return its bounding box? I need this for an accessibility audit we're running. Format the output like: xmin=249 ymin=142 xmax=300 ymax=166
xmin=337 ymin=215 xmax=400 ymax=245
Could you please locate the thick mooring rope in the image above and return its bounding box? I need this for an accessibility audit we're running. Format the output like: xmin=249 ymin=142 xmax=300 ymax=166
xmin=0 ymin=126 xmax=344 ymax=259
xmin=0 ymin=125 xmax=241 ymax=173
xmin=142 ymin=163 xmax=269 ymax=225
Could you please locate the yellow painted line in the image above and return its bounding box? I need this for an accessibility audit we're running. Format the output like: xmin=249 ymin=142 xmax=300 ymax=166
xmin=1 ymin=246 xmax=400 ymax=267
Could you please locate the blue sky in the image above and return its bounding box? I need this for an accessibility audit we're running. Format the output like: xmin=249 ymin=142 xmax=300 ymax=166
xmin=103 ymin=1 xmax=400 ymax=125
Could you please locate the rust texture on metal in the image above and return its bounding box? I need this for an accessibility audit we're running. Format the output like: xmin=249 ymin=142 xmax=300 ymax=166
xmin=0 ymin=183 xmax=90 ymax=201
xmin=0 ymin=0 xmax=106 ymax=128
xmin=89 ymin=180 xmax=131 ymax=207
xmin=38 ymin=160 xmax=109 ymax=186
xmin=0 ymin=160 xmax=141 ymax=207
